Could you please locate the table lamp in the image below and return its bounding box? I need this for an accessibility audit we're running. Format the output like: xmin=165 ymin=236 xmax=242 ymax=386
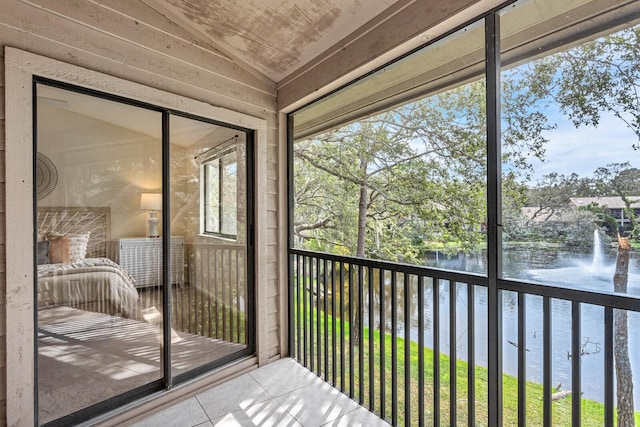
xmin=140 ymin=192 xmax=162 ymax=238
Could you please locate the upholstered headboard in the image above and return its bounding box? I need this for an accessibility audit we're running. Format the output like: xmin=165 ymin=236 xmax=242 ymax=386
xmin=37 ymin=207 xmax=111 ymax=258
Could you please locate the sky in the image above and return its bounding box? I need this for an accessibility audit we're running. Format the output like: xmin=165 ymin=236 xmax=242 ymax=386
xmin=521 ymin=108 xmax=639 ymax=183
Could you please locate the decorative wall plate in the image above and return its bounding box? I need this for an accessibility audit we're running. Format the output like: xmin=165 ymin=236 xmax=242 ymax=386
xmin=36 ymin=152 xmax=58 ymax=200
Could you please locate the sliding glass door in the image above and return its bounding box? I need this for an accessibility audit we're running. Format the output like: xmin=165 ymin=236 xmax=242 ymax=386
xmin=34 ymin=81 xmax=254 ymax=426
xmin=169 ymin=115 xmax=253 ymax=379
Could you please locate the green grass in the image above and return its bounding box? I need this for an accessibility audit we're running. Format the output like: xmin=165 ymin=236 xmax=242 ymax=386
xmin=294 ymin=304 xmax=640 ymax=426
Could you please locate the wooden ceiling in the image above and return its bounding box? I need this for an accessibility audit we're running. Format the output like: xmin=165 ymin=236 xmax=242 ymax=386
xmin=141 ymin=0 xmax=402 ymax=83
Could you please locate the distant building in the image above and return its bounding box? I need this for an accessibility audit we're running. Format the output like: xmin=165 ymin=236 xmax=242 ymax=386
xmin=569 ymin=197 xmax=640 ymax=228
xmin=520 ymin=206 xmax=565 ymax=222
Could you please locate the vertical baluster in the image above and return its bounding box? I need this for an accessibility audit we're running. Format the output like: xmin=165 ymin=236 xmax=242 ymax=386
xmin=543 ymin=296 xmax=552 ymax=427
xmin=310 ymin=257 xmax=315 ymax=372
xmin=215 ymin=248 xmax=220 ymax=339
xmin=380 ymin=269 xmax=386 ymax=420
xmin=324 ymin=258 xmax=329 ymax=381
xmin=433 ymin=277 xmax=440 ymax=427
xmin=418 ymin=276 xmax=425 ymax=427
xmin=183 ymin=248 xmax=190 ymax=332
xmin=296 ymin=255 xmax=302 ymax=360
xmin=243 ymin=251 xmax=247 ymax=343
xmin=349 ymin=262 xmax=355 ymax=398
xmin=369 ymin=266 xmax=375 ymax=411
xmin=192 ymin=247 xmax=198 ymax=335
xmin=316 ymin=257 xmax=322 ymax=375
xmin=391 ymin=270 xmax=398 ymax=426
xmin=450 ymin=280 xmax=457 ymax=426
xmin=358 ymin=263 xmax=365 ymax=403
xmin=571 ymin=301 xmax=581 ymax=427
xmin=220 ymin=249 xmax=225 ymax=340
xmin=227 ymin=249 xmax=233 ymax=341
xmin=331 ymin=260 xmax=337 ymax=386
xmin=228 ymin=249 xmax=232 ymax=341
xmin=302 ymin=256 xmax=313 ymax=371
xmin=468 ymin=284 xmax=476 ymax=427
xmin=233 ymin=249 xmax=238 ymax=342
xmin=199 ymin=248 xmax=206 ymax=337
xmin=340 ymin=261 xmax=345 ymax=391
xmin=237 ymin=250 xmax=243 ymax=342
xmin=518 ymin=292 xmax=526 ymax=427
xmin=404 ymin=274 xmax=411 ymax=427
xmin=604 ymin=307 xmax=614 ymax=427
xmin=210 ymin=248 xmax=216 ymax=338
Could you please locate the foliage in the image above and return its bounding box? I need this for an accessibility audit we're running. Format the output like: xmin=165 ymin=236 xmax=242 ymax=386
xmin=579 ymin=203 xmax=620 ymax=233
xmin=503 ymin=206 xmax=606 ymax=250
xmin=525 ymin=25 xmax=640 ymax=147
xmin=295 ymin=79 xmax=550 ymax=262
xmin=294 ymin=22 xmax=640 ymax=261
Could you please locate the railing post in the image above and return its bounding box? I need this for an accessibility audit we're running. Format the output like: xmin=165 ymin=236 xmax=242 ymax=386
xmin=486 ymin=11 xmax=503 ymax=427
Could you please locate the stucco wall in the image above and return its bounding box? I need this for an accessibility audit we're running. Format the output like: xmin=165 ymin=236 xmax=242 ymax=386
xmin=0 ymin=1 xmax=282 ymax=424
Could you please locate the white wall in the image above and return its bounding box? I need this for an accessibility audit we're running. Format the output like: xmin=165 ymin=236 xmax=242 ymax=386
xmin=38 ymin=103 xmax=162 ymax=238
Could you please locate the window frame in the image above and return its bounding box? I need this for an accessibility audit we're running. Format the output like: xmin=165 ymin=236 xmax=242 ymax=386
xmin=200 ymin=143 xmax=239 ymax=240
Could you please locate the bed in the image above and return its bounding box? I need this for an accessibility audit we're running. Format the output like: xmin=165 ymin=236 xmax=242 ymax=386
xmin=36 ymin=207 xmax=139 ymax=317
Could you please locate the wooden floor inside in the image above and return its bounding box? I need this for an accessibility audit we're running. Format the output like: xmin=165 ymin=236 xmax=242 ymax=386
xmin=37 ymin=306 xmax=246 ymax=424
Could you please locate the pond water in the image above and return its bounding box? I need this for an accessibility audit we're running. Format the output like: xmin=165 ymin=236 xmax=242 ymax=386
xmin=417 ymin=238 xmax=640 ymax=406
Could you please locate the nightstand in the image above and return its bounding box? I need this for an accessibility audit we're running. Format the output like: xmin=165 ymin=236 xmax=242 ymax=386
xmin=112 ymin=237 xmax=184 ymax=287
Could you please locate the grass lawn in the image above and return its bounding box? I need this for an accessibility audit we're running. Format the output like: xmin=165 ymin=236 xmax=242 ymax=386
xmin=294 ymin=305 xmax=640 ymax=426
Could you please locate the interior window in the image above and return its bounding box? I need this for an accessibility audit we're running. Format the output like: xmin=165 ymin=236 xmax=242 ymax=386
xmin=202 ymin=144 xmax=238 ymax=239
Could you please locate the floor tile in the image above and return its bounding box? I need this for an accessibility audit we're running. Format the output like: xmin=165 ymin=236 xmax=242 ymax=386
xmin=249 ymin=358 xmax=322 ymax=397
xmin=196 ymin=373 xmax=272 ymax=420
xmin=130 ymin=397 xmax=209 ymax=427
xmin=212 ymin=398 xmax=302 ymax=426
xmin=321 ymin=406 xmax=392 ymax=427
xmin=275 ymin=380 xmax=360 ymax=427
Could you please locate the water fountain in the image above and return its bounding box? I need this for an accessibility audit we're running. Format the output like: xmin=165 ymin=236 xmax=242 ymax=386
xmin=426 ymin=229 xmax=639 ymax=405
xmin=592 ymin=229 xmax=604 ymax=269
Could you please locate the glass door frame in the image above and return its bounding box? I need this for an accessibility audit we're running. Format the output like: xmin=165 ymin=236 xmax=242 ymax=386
xmin=4 ymin=44 xmax=269 ymax=425
xmin=32 ymin=77 xmax=257 ymax=426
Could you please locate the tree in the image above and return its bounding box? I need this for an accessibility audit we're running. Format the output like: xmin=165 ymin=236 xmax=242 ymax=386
xmin=594 ymin=163 xmax=640 ymax=238
xmin=525 ymin=172 xmax=587 ymax=221
xmin=295 ymin=78 xmax=551 ymax=263
xmin=613 ymin=235 xmax=635 ymax=427
xmin=525 ymin=25 xmax=640 ymax=149
xmin=592 ymin=163 xmax=639 ymax=425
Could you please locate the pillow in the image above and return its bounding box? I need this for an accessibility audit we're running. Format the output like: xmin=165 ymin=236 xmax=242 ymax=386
xmin=48 ymin=235 xmax=70 ymax=264
xmin=68 ymin=232 xmax=90 ymax=263
xmin=37 ymin=241 xmax=50 ymax=265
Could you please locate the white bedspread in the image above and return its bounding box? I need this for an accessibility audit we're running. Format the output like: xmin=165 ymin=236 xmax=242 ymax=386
xmin=37 ymin=258 xmax=139 ymax=316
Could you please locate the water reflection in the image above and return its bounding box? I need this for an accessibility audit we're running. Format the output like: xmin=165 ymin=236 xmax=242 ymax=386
xmin=425 ymin=244 xmax=640 ymax=405
xmin=322 ymin=243 xmax=640 ymax=406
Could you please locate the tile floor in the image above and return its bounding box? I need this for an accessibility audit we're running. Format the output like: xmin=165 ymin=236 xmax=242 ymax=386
xmin=130 ymin=358 xmax=391 ymax=427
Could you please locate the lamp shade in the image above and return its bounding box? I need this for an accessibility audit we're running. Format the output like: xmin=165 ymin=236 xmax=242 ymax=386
xmin=140 ymin=193 xmax=162 ymax=210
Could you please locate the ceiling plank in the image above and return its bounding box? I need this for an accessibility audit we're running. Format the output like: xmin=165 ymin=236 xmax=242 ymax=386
xmin=141 ymin=0 xmax=276 ymax=86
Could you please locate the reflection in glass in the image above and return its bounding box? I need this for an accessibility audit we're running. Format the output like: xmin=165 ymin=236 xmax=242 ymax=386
xmin=35 ymin=83 xmax=164 ymax=423
xmin=170 ymin=115 xmax=249 ymax=376
xmin=203 ymin=148 xmax=238 ymax=237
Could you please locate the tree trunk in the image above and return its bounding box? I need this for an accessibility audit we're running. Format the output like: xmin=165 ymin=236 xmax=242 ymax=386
xmin=613 ymin=235 xmax=635 ymax=427
xmin=356 ymin=182 xmax=368 ymax=258
xmin=351 ymin=180 xmax=368 ymax=346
